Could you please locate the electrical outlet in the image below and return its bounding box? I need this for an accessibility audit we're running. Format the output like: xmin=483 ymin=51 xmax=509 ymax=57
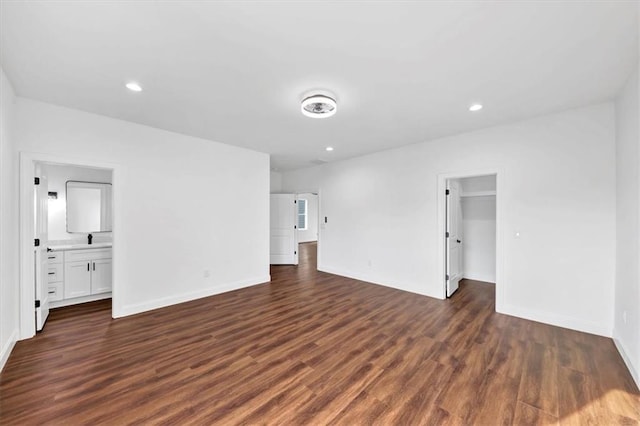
xmin=367 ymin=259 xmax=372 ymax=267
xmin=203 ymin=269 xmax=211 ymax=278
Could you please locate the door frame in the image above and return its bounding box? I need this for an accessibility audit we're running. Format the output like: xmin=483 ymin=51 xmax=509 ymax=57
xmin=294 ymin=190 xmax=321 ymax=269
xmin=436 ymin=168 xmax=503 ymax=311
xmin=18 ymin=151 xmax=119 ymax=340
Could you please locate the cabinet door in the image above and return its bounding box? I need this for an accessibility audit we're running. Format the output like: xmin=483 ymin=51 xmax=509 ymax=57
xmin=65 ymin=261 xmax=91 ymax=299
xmin=91 ymin=258 xmax=112 ymax=294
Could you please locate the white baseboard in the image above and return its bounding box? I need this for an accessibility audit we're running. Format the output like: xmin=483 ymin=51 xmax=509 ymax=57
xmin=613 ymin=335 xmax=640 ymax=390
xmin=51 ymin=292 xmax=112 ymax=309
xmin=0 ymin=329 xmax=18 ymax=373
xmin=462 ymin=274 xmax=495 ymax=284
xmin=500 ymin=303 xmax=611 ymax=337
xmin=317 ymin=265 xmax=440 ymax=299
xmin=114 ymin=275 xmax=271 ymax=318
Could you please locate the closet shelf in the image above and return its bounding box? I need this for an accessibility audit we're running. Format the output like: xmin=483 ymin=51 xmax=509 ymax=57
xmin=460 ymin=190 xmax=496 ymax=198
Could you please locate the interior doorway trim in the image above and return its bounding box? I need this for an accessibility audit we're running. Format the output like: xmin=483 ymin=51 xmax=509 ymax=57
xmin=18 ymin=151 xmax=119 ymax=340
xmin=294 ymin=189 xmax=321 ymax=270
xmin=436 ymin=168 xmax=504 ymax=312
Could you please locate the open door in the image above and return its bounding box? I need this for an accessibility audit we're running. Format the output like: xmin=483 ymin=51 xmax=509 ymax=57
xmin=446 ymin=179 xmax=463 ymax=297
xmin=34 ymin=168 xmax=50 ymax=331
xmin=270 ymin=194 xmax=298 ymax=265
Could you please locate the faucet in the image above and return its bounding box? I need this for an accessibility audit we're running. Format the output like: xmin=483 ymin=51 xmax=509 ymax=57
xmin=88 ymin=233 xmax=93 ymax=245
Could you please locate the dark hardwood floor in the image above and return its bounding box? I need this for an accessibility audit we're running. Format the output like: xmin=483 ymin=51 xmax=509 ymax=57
xmin=1 ymin=241 xmax=638 ymax=424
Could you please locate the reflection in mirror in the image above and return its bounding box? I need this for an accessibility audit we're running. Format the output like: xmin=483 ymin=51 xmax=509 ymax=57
xmin=66 ymin=181 xmax=112 ymax=233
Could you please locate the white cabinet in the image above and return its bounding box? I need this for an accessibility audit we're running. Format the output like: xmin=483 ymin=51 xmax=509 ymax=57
xmin=65 ymin=260 xmax=92 ymax=299
xmin=50 ymin=247 xmax=112 ymax=307
xmin=92 ymin=258 xmax=112 ymax=294
xmin=47 ymin=252 xmax=64 ymax=302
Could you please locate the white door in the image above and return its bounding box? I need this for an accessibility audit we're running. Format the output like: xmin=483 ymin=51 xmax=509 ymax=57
xmin=91 ymin=258 xmax=113 ymax=294
xmin=270 ymin=194 xmax=298 ymax=265
xmin=446 ymin=180 xmax=463 ymax=297
xmin=65 ymin=261 xmax=92 ymax=299
xmin=34 ymin=172 xmax=50 ymax=331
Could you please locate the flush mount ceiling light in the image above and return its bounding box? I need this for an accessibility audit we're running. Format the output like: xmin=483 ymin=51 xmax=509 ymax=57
xmin=126 ymin=82 xmax=142 ymax=92
xmin=301 ymin=94 xmax=337 ymax=118
xmin=325 ymin=146 xmax=334 ymax=152
xmin=469 ymin=103 xmax=483 ymax=112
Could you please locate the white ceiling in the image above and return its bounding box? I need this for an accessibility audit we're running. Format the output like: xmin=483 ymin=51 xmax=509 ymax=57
xmin=1 ymin=1 xmax=638 ymax=170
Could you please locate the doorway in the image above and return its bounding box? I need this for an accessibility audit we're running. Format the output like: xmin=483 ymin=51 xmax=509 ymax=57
xmin=295 ymin=192 xmax=319 ymax=266
xmin=19 ymin=152 xmax=117 ymax=339
xmin=439 ymin=171 xmax=502 ymax=308
xmin=269 ymin=191 xmax=321 ymax=269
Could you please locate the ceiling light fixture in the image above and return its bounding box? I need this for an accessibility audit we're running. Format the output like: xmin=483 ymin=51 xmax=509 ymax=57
xmin=126 ymin=82 xmax=142 ymax=92
xmin=469 ymin=103 xmax=483 ymax=112
xmin=325 ymin=146 xmax=334 ymax=152
xmin=301 ymin=94 xmax=337 ymax=118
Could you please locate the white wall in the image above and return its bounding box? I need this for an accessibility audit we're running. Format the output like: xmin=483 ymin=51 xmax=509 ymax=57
xmin=42 ymin=163 xmax=112 ymax=242
xmin=270 ymin=171 xmax=282 ymax=193
xmin=15 ymin=98 xmax=270 ymax=325
xmin=459 ymin=175 xmax=496 ymax=283
xmin=614 ymin=61 xmax=640 ymax=386
xmin=0 ymin=68 xmax=19 ymax=371
xmin=282 ymin=103 xmax=616 ymax=337
xmin=298 ymin=193 xmax=318 ymax=243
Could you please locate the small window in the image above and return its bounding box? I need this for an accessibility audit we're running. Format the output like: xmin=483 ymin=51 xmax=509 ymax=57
xmin=298 ymin=199 xmax=307 ymax=230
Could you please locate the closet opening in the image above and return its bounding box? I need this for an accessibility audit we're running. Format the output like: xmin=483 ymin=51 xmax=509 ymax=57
xmin=444 ymin=173 xmax=498 ymax=303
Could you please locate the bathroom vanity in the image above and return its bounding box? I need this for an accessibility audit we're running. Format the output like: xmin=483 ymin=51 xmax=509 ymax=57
xmin=45 ymin=176 xmax=113 ymax=308
xmin=47 ymin=244 xmax=112 ymax=308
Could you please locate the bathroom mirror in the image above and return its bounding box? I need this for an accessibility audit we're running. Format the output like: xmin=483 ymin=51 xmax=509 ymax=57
xmin=66 ymin=181 xmax=112 ymax=233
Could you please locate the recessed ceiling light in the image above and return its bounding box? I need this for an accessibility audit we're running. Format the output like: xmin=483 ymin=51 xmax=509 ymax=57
xmin=126 ymin=82 xmax=142 ymax=92
xmin=469 ymin=103 xmax=483 ymax=112
xmin=325 ymin=146 xmax=334 ymax=152
xmin=301 ymin=94 xmax=337 ymax=118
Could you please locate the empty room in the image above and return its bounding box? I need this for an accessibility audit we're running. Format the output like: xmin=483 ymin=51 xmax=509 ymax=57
xmin=1 ymin=1 xmax=639 ymax=424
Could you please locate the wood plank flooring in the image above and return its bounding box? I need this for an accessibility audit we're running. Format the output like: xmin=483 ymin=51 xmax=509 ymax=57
xmin=1 ymin=242 xmax=638 ymax=424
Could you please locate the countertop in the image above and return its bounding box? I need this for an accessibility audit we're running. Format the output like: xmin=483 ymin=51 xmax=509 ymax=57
xmin=48 ymin=242 xmax=112 ymax=252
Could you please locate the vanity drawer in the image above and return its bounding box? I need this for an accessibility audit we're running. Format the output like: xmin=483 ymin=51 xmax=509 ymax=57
xmin=65 ymin=249 xmax=112 ymax=262
xmin=48 ymin=282 xmax=63 ymax=302
xmin=47 ymin=251 xmax=63 ymax=264
xmin=47 ymin=264 xmax=63 ymax=283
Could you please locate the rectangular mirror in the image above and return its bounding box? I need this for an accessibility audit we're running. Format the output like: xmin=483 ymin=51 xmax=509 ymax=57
xmin=66 ymin=181 xmax=112 ymax=233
